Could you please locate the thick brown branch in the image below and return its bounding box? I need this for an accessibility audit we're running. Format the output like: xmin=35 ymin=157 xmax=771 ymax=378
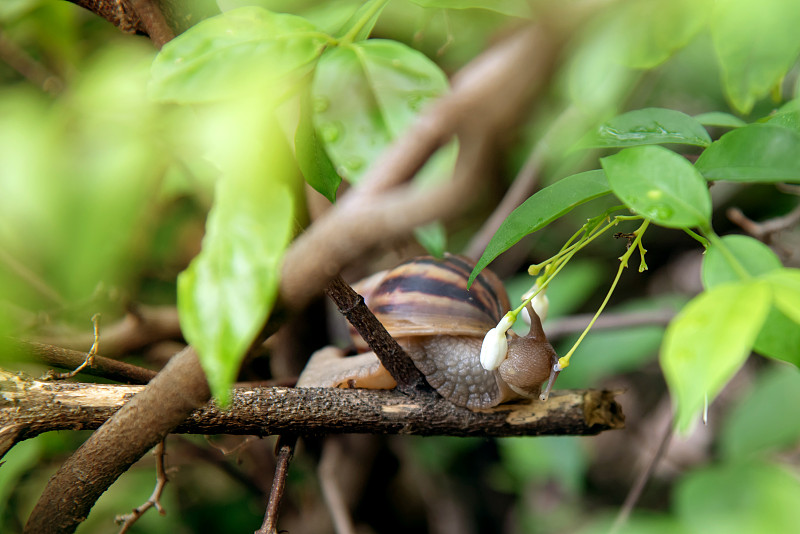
xmin=1 ymin=371 xmax=624 ymax=453
xmin=324 ymin=276 xmax=427 ymax=393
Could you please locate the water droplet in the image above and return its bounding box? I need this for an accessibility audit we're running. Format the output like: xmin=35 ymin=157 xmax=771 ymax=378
xmin=344 ymin=156 xmax=364 ymax=172
xmin=646 ymin=189 xmax=663 ymax=200
xmin=407 ymin=94 xmax=425 ymax=112
xmin=647 ymin=203 xmax=674 ymax=221
xmin=319 ymin=122 xmax=341 ymax=143
xmin=313 ymin=97 xmax=329 ymax=113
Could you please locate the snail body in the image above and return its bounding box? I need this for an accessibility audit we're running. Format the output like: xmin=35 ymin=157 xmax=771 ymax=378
xmin=298 ymin=255 xmax=559 ymax=409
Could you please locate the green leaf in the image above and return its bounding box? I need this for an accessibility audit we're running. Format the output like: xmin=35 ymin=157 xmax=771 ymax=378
xmin=295 ymin=86 xmax=340 ymax=202
xmin=710 ymin=0 xmax=800 ymax=114
xmin=312 ymin=39 xmax=455 ymax=184
xmin=695 ymin=124 xmax=800 ymax=182
xmin=578 ymin=108 xmax=711 ymax=149
xmin=720 ymin=365 xmax=800 ymax=459
xmin=676 ymin=461 xmax=800 ymax=534
xmin=150 ymin=7 xmax=329 ymax=103
xmin=660 ymin=280 xmax=771 ymax=432
xmin=601 ymin=145 xmax=711 ymax=228
xmin=468 ymin=170 xmax=610 ymax=286
xmin=177 ymin=94 xmax=295 ymax=404
xmin=408 ymin=0 xmax=532 ymax=18
xmin=178 ymin=177 xmax=293 ymax=404
xmin=693 ymin=111 xmax=746 ymax=129
xmin=764 ymin=268 xmax=800 ymax=326
xmin=336 ymin=0 xmax=389 ymax=42
xmin=701 ymin=234 xmax=782 ymax=289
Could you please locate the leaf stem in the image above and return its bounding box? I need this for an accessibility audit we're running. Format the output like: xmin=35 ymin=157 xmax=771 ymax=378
xmin=704 ymin=228 xmax=751 ymax=280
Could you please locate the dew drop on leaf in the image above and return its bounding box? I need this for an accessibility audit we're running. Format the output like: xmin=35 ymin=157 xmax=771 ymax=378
xmin=313 ymin=96 xmax=329 ymax=113
xmin=319 ymin=122 xmax=341 ymax=143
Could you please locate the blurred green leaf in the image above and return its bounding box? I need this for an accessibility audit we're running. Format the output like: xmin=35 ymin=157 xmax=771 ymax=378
xmin=577 ymin=108 xmax=711 ymax=149
xmin=693 ymin=111 xmax=746 ymax=128
xmin=469 ymin=170 xmax=610 ymax=286
xmin=720 ymin=365 xmax=800 ymax=459
xmin=661 ymin=280 xmax=771 ymax=432
xmin=710 ymin=0 xmax=800 ymax=114
xmin=150 ymin=7 xmax=329 ymax=103
xmin=695 ymin=124 xmax=800 ymax=182
xmin=701 ymin=234 xmax=781 ymax=288
xmin=311 ymin=39 xmax=455 ymax=184
xmin=408 ymin=0 xmax=531 ymax=18
xmin=614 ymin=0 xmax=711 ymax=69
xmin=601 ymin=146 xmax=711 ymax=228
xmin=676 ymin=461 xmax=800 ymax=534
xmin=497 ymin=436 xmax=587 ymax=494
xmin=753 ymin=307 xmax=800 ymax=366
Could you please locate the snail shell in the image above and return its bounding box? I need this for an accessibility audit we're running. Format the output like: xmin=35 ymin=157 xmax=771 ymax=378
xmin=298 ymin=254 xmax=558 ymax=409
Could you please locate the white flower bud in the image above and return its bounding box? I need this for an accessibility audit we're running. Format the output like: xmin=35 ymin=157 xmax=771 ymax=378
xmin=480 ymin=313 xmax=514 ymax=370
xmin=480 ymin=327 xmax=508 ymax=370
xmin=521 ymin=286 xmax=549 ymax=324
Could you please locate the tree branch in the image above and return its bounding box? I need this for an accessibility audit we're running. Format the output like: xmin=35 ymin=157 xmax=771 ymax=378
xmin=1 ymin=371 xmax=623 ymax=451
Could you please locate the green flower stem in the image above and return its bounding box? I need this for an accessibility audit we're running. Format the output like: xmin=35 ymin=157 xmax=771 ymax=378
xmin=684 ymin=227 xmax=709 ymax=248
xmin=558 ymin=219 xmax=650 ymax=370
xmin=340 ymin=0 xmax=389 ymax=45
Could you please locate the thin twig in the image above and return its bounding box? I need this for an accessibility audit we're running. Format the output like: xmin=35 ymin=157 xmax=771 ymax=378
xmin=324 ymin=276 xmax=428 ymax=394
xmin=727 ymin=204 xmax=800 ymax=243
xmin=318 ymin=439 xmax=357 ymax=534
xmin=0 ymin=29 xmax=63 ymax=93
xmin=115 ymin=439 xmax=169 ymax=533
xmin=610 ymin=418 xmax=674 ymax=534
xmin=8 ymin=338 xmax=157 ymax=384
xmin=41 ymin=314 xmax=101 ymax=380
xmin=0 ymin=248 xmax=65 ymax=306
xmin=257 ymin=435 xmax=297 ymax=534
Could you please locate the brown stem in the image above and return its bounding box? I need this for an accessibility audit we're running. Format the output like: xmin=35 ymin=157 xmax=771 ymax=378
xmin=727 ymin=204 xmax=800 ymax=243
xmin=324 ymin=276 xmax=428 ymax=394
xmin=256 ymin=435 xmax=297 ymax=534
xmin=128 ymin=0 xmax=174 ymax=48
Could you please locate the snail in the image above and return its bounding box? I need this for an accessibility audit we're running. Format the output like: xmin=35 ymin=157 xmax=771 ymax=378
xmin=297 ymin=254 xmax=560 ymax=410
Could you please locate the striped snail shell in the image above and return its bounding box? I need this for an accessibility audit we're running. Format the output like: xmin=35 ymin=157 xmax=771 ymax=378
xmin=362 ymin=254 xmax=558 ymax=409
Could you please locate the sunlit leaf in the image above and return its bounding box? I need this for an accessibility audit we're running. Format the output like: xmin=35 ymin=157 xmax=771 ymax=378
xmin=676 ymin=461 xmax=800 ymax=533
xmin=469 ymin=170 xmax=610 ymax=286
xmin=150 ymin=7 xmax=329 ymax=103
xmin=312 ymin=39 xmax=456 ymax=184
xmin=177 ymin=93 xmax=296 ymax=404
xmin=601 ymin=145 xmax=711 ymax=228
xmin=578 ymin=108 xmax=711 ymax=149
xmin=710 ymin=0 xmax=800 ymax=113
xmin=660 ymin=280 xmax=771 ymax=432
xmin=701 ymin=235 xmax=797 ymax=364
xmin=695 ymin=124 xmax=800 ymax=182
xmin=693 ymin=111 xmax=746 ymax=128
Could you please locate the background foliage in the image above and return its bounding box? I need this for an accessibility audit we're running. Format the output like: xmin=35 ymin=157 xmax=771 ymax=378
xmin=1 ymin=0 xmax=799 ymax=533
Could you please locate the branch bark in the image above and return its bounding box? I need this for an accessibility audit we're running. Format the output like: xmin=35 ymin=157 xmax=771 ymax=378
xmin=1 ymin=370 xmax=624 ymax=452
